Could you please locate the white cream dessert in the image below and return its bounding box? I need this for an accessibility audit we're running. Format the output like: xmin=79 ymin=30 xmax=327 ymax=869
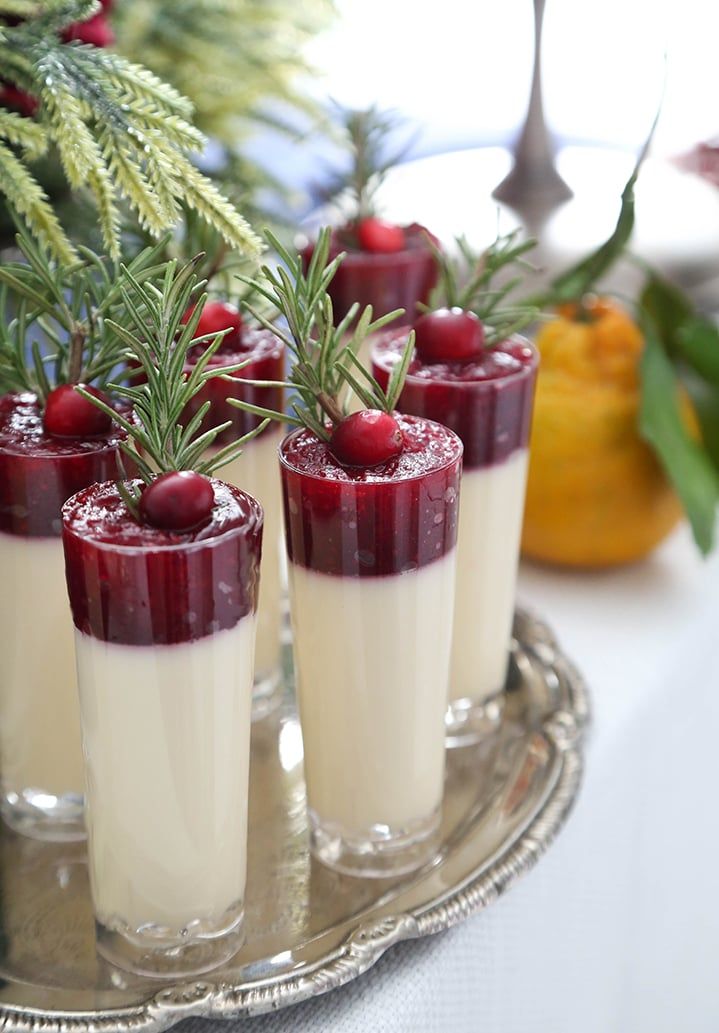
xmin=62 ymin=476 xmax=263 ymax=976
xmin=217 ymin=430 xmax=283 ymax=710
xmin=0 ymin=391 xmax=125 ymax=840
xmin=75 ymin=620 xmax=254 ymax=934
xmin=280 ymin=413 xmax=462 ymax=876
xmin=372 ymin=314 xmax=538 ymax=744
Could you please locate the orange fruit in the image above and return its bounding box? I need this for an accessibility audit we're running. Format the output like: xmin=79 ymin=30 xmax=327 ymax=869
xmin=522 ymin=298 xmax=689 ymax=567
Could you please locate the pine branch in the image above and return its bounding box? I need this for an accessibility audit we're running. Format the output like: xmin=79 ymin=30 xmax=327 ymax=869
xmin=1 ymin=13 xmax=262 ymax=261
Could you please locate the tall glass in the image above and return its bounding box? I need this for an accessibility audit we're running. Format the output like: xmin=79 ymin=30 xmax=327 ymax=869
xmin=0 ymin=392 xmax=124 ymax=840
xmin=62 ymin=478 xmax=262 ymax=976
xmin=182 ymin=329 xmax=285 ymax=719
xmin=280 ymin=415 xmax=462 ymax=876
xmin=373 ymin=334 xmax=538 ymax=745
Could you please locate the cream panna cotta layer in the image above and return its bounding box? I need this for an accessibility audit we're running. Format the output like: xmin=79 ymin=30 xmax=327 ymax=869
xmin=451 ymin=449 xmax=529 ymax=703
xmin=0 ymin=533 xmax=84 ymax=803
xmin=76 ymin=619 xmax=255 ymax=934
xmin=214 ymin=429 xmax=283 ymax=688
xmin=288 ymin=551 xmax=457 ymax=835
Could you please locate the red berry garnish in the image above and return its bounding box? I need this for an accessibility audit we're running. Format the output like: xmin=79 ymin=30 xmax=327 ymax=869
xmin=356 ymin=218 xmax=406 ymax=254
xmin=62 ymin=13 xmax=114 ymax=47
xmin=43 ymin=384 xmax=113 ymax=439
xmin=330 ymin=409 xmax=404 ymax=468
xmin=139 ymin=471 xmax=215 ymax=533
xmin=413 ymin=307 xmax=485 ymax=364
xmin=0 ymin=85 xmax=38 ymax=117
xmin=182 ymin=300 xmax=243 ymax=350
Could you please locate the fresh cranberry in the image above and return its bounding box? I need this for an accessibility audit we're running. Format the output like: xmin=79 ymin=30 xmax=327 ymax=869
xmin=182 ymin=300 xmax=243 ymax=350
xmin=43 ymin=384 xmax=113 ymax=439
xmin=356 ymin=217 xmax=406 ymax=254
xmin=0 ymin=85 xmax=38 ymax=117
xmin=139 ymin=471 xmax=215 ymax=532
xmin=62 ymin=13 xmax=114 ymax=47
xmin=329 ymin=409 xmax=404 ymax=468
xmin=413 ymin=308 xmax=485 ymax=364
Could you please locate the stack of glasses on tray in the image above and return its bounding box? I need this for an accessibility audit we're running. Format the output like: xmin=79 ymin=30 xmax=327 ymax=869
xmin=0 ymin=218 xmax=537 ymax=978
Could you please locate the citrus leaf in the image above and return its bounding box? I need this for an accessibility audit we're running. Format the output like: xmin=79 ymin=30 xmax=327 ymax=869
xmin=639 ymin=328 xmax=718 ymax=554
xmin=677 ymin=318 xmax=719 ymax=388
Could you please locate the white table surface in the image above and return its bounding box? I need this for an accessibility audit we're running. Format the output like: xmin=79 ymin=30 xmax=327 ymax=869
xmin=182 ymin=523 xmax=719 ymax=1033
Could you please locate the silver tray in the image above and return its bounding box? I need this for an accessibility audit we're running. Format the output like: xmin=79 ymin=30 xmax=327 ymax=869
xmin=0 ymin=608 xmax=590 ymax=1030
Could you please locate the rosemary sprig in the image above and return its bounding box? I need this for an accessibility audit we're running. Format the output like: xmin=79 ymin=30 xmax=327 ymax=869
xmin=0 ymin=230 xmax=169 ymax=402
xmin=423 ymin=230 xmax=540 ymax=346
xmin=318 ymin=103 xmax=412 ymax=223
xmin=77 ymin=256 xmax=268 ymax=513
xmin=228 ymin=226 xmax=414 ymax=440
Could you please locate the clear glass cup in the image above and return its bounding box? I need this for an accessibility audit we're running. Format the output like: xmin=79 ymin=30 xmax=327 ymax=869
xmin=62 ymin=478 xmax=263 ymax=977
xmin=182 ymin=330 xmax=285 ymax=719
xmin=0 ymin=392 xmax=124 ymax=841
xmin=373 ymin=333 xmax=538 ymax=746
xmin=280 ymin=415 xmax=462 ymax=877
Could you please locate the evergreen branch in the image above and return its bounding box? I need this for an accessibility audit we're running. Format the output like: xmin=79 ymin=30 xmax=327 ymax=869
xmin=0 ymin=147 xmax=75 ymax=264
xmin=1 ymin=19 xmax=261 ymax=261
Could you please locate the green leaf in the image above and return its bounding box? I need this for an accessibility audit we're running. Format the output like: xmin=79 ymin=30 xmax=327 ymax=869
xmin=676 ymin=318 xmax=719 ymax=389
xmin=542 ymin=110 xmax=659 ymax=306
xmin=639 ymin=327 xmax=718 ymax=554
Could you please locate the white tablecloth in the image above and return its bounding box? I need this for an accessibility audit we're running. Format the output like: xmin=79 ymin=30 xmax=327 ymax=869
xmin=183 ymin=524 xmax=719 ymax=1033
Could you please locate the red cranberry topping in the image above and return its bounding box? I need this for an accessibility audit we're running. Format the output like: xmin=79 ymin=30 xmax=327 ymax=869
xmin=183 ymin=300 xmax=243 ymax=350
xmin=356 ymin=217 xmax=406 ymax=254
xmin=280 ymin=415 xmax=462 ymax=578
xmin=414 ymin=308 xmax=485 ymax=364
xmin=0 ymin=85 xmax=38 ymax=117
xmin=62 ymin=12 xmax=114 ymax=47
xmin=182 ymin=327 xmax=284 ymax=442
xmin=301 ymin=223 xmax=438 ymax=327
xmin=372 ymin=328 xmax=538 ymax=470
xmin=330 ymin=410 xmax=403 ymax=468
xmin=62 ymin=479 xmax=263 ymax=646
xmin=0 ymin=393 xmax=127 ymax=538
xmin=43 ymin=384 xmax=113 ymax=439
xmin=140 ymin=471 xmax=215 ymax=533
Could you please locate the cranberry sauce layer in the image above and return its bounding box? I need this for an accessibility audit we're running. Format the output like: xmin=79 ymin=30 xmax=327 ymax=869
xmin=301 ymin=224 xmax=437 ymax=327
xmin=182 ymin=327 xmax=284 ymax=444
xmin=62 ymin=479 xmax=263 ymax=646
xmin=280 ymin=415 xmax=462 ymax=578
xmin=0 ymin=393 xmax=126 ymax=538
xmin=372 ymin=330 xmax=538 ymax=470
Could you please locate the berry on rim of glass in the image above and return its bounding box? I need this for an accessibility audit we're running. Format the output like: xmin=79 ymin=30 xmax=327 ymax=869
xmin=182 ymin=300 xmax=243 ymax=349
xmin=330 ymin=409 xmax=404 ymax=468
xmin=139 ymin=471 xmax=215 ymax=533
xmin=43 ymin=384 xmax=113 ymax=439
xmin=413 ymin=307 xmax=485 ymax=364
xmin=356 ymin=217 xmax=406 ymax=254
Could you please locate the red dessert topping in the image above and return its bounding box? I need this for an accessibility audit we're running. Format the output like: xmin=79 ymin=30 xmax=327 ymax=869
xmin=140 ymin=471 xmax=215 ymax=533
xmin=62 ymin=479 xmax=264 ymax=646
xmin=300 ymin=223 xmax=438 ymax=327
xmin=356 ymin=217 xmax=406 ymax=254
xmin=280 ymin=414 xmax=462 ymax=578
xmin=329 ymin=410 xmax=403 ymax=468
xmin=414 ymin=308 xmax=485 ymax=364
xmin=373 ymin=329 xmax=537 ymax=470
xmin=43 ymin=384 xmax=113 ymax=439
xmin=183 ymin=300 xmax=243 ymax=351
xmin=0 ymin=393 xmax=126 ymax=537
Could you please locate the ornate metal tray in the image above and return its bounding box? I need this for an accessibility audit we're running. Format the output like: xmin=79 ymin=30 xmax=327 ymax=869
xmin=0 ymin=608 xmax=589 ymax=1030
